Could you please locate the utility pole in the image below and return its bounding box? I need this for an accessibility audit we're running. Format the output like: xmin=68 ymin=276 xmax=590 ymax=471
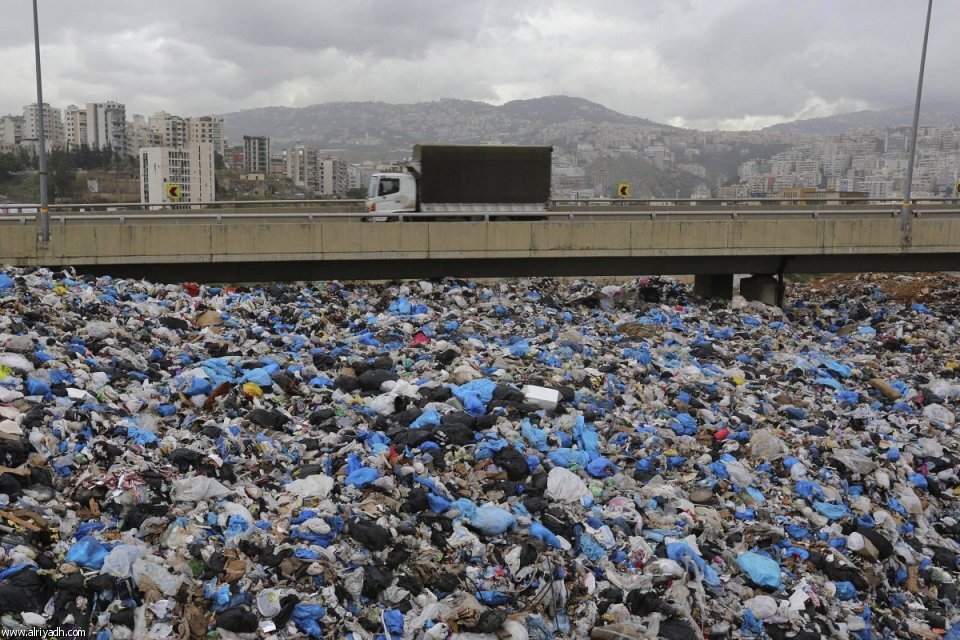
xmin=32 ymin=0 xmax=50 ymax=243
xmin=902 ymin=0 xmax=933 ymax=244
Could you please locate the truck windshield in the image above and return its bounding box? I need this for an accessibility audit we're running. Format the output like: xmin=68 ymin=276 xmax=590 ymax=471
xmin=377 ymin=177 xmax=400 ymax=197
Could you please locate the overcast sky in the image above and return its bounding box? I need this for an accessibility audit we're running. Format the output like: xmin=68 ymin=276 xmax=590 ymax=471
xmin=2 ymin=0 xmax=957 ymax=130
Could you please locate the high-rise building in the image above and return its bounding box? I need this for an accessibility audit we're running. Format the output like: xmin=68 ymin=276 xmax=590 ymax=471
xmin=188 ymin=116 xmax=225 ymax=158
xmin=139 ymin=142 xmax=215 ymax=208
xmin=86 ymin=102 xmax=128 ymax=153
xmin=23 ymin=103 xmax=65 ymax=150
xmin=243 ymin=135 xmax=270 ymax=174
xmin=0 ymin=116 xmax=24 ymax=145
xmin=319 ymin=156 xmax=348 ymax=196
xmin=284 ymin=143 xmax=319 ymax=193
xmin=128 ymin=114 xmax=162 ymax=154
xmin=148 ymin=112 xmax=187 ymax=148
xmin=64 ymin=105 xmax=88 ymax=150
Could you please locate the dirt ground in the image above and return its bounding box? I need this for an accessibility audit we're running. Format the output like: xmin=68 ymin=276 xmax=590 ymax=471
xmin=794 ymin=272 xmax=960 ymax=305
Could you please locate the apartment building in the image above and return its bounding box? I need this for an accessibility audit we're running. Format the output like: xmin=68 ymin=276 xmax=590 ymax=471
xmin=127 ymin=114 xmax=162 ymax=154
xmin=23 ymin=103 xmax=65 ymax=150
xmin=284 ymin=144 xmax=319 ymax=193
xmin=188 ymin=117 xmax=225 ymax=157
xmin=319 ymin=156 xmax=348 ymax=196
xmin=86 ymin=102 xmax=127 ymax=153
xmin=64 ymin=105 xmax=87 ymax=150
xmin=148 ymin=112 xmax=188 ymax=148
xmin=0 ymin=116 xmax=24 ymax=145
xmin=139 ymin=142 xmax=215 ymax=208
xmin=243 ymin=135 xmax=270 ymax=174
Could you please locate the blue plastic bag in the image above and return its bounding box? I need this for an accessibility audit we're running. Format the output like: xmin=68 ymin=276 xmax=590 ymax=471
xmin=240 ymin=367 xmax=273 ymax=387
xmin=795 ymin=480 xmax=825 ymax=502
xmin=470 ymin=506 xmax=516 ymax=536
xmin=508 ymin=339 xmax=530 ymax=357
xmin=48 ymin=369 xmax=75 ymax=385
xmin=547 ymin=448 xmax=591 ymax=469
xmin=586 ymin=457 xmax=619 ymax=478
xmin=741 ymin=608 xmax=763 ymax=634
xmin=291 ymin=603 xmax=327 ymax=638
xmin=908 ymin=473 xmax=928 ymax=490
xmin=198 ymin=358 xmax=236 ymax=385
xmin=476 ymin=591 xmax=509 ymax=606
xmin=66 ymin=536 xmax=110 ymax=570
xmin=835 ymin=581 xmax=858 ymax=600
xmin=579 ymin=533 xmax=605 ymax=561
xmin=667 ymin=542 xmax=721 ymax=587
xmin=452 ymin=379 xmax=497 ymax=416
xmin=813 ymin=501 xmax=850 ymax=520
xmin=126 ymin=427 xmax=158 ymax=446
xmin=736 ymin=551 xmax=783 ymax=589
xmin=529 ymin=522 xmax=562 ymax=548
xmin=25 ymin=379 xmax=51 ymax=397
xmin=428 ymin=493 xmax=451 ymax=512
xmin=410 ymin=408 xmax=441 ymax=429
xmin=204 ymin=579 xmax=231 ymax=608
xmin=521 ymin=419 xmax=549 ymax=452
xmin=573 ymin=417 xmax=600 ymax=457
xmin=383 ymin=608 xmax=404 ymax=639
xmin=451 ymin=497 xmax=478 ymax=520
xmin=309 ymin=375 xmax=333 ymax=388
xmin=182 ymin=377 xmax=213 ymax=396
xmin=345 ymin=466 xmax=379 ymax=489
xmin=671 ymin=412 xmax=698 ymax=436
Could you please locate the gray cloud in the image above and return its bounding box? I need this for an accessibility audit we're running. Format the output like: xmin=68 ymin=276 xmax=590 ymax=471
xmin=1 ymin=0 xmax=956 ymax=130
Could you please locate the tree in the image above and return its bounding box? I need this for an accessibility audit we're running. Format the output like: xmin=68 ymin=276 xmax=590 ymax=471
xmin=345 ymin=187 xmax=367 ymax=199
xmin=0 ymin=153 xmax=21 ymax=181
xmin=47 ymin=151 xmax=77 ymax=201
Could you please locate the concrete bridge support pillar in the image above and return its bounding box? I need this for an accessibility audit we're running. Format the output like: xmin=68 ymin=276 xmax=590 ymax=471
xmin=740 ymin=274 xmax=779 ymax=305
xmin=693 ymin=274 xmax=733 ymax=300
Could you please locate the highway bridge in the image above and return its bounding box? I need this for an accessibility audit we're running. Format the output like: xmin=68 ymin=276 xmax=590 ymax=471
xmin=1 ymin=199 xmax=959 ymax=304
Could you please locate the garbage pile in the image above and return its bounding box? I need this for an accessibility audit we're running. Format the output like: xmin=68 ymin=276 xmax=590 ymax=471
xmin=0 ymin=266 xmax=958 ymax=639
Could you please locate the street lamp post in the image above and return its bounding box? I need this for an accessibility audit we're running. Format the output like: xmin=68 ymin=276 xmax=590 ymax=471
xmin=32 ymin=0 xmax=50 ymax=243
xmin=901 ymin=0 xmax=934 ymax=243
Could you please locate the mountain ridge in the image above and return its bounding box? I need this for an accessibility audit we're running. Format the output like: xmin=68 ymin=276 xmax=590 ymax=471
xmin=219 ymin=95 xmax=670 ymax=149
xmin=219 ymin=96 xmax=960 ymax=153
xmin=761 ymin=102 xmax=960 ymax=135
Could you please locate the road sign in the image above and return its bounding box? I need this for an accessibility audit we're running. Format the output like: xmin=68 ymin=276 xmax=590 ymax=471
xmin=617 ymin=183 xmax=630 ymax=198
xmin=166 ymin=184 xmax=182 ymax=201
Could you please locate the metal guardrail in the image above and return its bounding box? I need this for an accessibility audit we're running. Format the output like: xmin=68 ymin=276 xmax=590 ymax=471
xmin=552 ymin=197 xmax=960 ymax=206
xmin=1 ymin=207 xmax=957 ymax=226
xmin=3 ymin=196 xmax=960 ymax=214
xmin=0 ymin=199 xmax=366 ymax=215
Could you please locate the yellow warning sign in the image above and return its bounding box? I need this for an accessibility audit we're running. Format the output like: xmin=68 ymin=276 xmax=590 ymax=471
xmin=617 ymin=183 xmax=630 ymax=198
xmin=166 ymin=183 xmax=182 ymax=201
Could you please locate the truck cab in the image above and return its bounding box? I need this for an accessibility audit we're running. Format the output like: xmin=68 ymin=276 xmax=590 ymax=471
xmin=366 ymin=172 xmax=417 ymax=219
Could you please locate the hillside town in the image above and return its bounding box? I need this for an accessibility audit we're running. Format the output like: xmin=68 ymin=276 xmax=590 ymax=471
xmin=2 ymin=97 xmax=959 ymax=205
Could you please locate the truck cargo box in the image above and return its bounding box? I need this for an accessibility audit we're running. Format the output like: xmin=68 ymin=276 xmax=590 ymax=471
xmin=414 ymin=144 xmax=552 ymax=206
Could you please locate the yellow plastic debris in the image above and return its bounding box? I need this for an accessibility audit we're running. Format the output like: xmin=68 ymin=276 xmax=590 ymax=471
xmin=242 ymin=382 xmax=263 ymax=398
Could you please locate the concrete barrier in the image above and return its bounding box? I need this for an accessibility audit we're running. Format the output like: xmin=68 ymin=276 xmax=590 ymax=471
xmin=1 ymin=216 xmax=958 ymax=281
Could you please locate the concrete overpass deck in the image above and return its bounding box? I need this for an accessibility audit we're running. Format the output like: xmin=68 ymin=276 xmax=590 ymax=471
xmin=0 ymin=208 xmax=958 ymax=288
